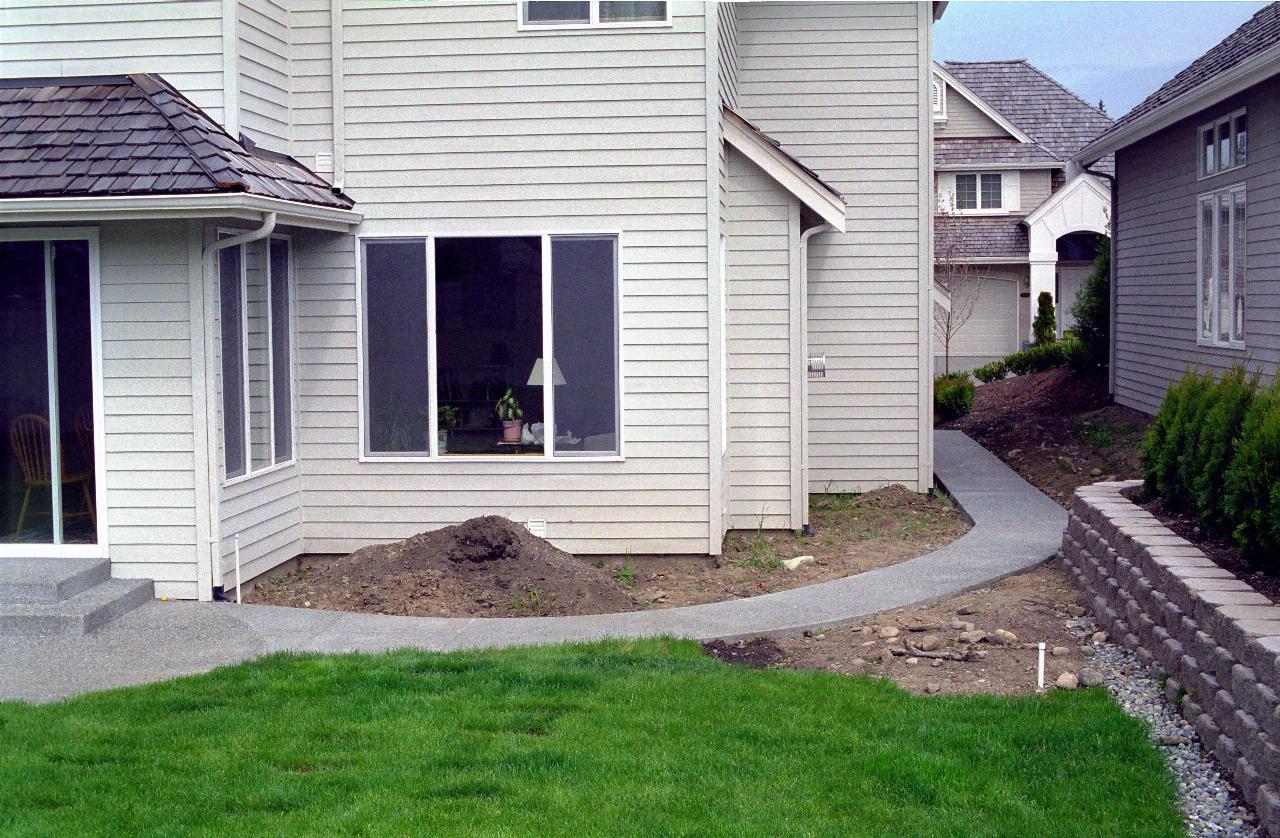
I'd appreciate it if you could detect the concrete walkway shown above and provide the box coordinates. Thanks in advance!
[0,431,1065,702]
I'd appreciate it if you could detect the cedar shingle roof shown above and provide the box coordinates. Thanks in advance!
[935,214,1028,261]
[935,137,1060,167]
[1090,2,1280,148]
[942,59,1115,174]
[0,74,352,208]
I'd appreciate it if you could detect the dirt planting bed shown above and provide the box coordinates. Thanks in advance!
[248,486,967,618]
[704,562,1098,695]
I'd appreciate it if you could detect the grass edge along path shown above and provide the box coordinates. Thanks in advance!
[0,638,1182,837]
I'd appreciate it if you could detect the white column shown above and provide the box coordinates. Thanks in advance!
[1028,258,1057,343]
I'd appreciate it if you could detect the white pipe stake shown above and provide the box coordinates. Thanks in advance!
[1037,642,1046,692]
[234,533,242,605]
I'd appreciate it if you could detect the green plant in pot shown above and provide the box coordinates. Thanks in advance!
[496,388,524,444]
[438,404,460,453]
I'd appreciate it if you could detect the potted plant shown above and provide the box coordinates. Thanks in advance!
[438,404,460,453]
[496,388,523,443]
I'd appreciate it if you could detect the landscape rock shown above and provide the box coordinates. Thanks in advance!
[1051,646,1070,658]
[959,629,987,644]
[924,683,941,694]
[905,657,919,666]
[1055,672,1079,690]
[781,555,814,571]
[1092,631,1108,644]
[949,619,975,631]
[1159,734,1190,747]
[915,634,943,652]
[1079,668,1104,688]
[989,629,1019,646]
[877,626,901,639]
[1065,605,1086,617]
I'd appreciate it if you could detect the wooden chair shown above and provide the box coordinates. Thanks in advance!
[9,414,96,536]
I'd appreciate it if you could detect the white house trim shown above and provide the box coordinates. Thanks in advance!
[932,64,1037,145]
[1024,172,1111,340]
[722,108,848,231]
[0,194,362,232]
[1076,43,1280,164]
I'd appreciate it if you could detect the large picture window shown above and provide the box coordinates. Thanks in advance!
[1198,185,1246,347]
[361,234,621,458]
[219,235,295,481]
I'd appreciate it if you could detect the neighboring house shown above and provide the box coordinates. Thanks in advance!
[1076,2,1279,413]
[931,59,1113,372]
[0,1,940,604]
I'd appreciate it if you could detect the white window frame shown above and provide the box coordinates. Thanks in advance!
[517,0,672,30]
[357,232,625,463]
[952,172,1004,213]
[1198,107,1247,179]
[220,231,298,487]
[1196,183,1247,350]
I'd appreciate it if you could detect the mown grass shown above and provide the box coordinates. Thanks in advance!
[0,639,1182,837]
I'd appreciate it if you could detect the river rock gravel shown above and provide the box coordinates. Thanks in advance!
[1069,615,1262,837]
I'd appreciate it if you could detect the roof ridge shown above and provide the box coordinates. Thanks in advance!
[944,58,1030,65]
[126,74,231,192]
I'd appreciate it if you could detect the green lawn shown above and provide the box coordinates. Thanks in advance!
[0,639,1181,837]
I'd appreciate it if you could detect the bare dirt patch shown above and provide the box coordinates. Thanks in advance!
[706,563,1098,696]
[942,366,1150,506]
[249,486,967,618]
[247,515,639,617]
[623,485,969,608]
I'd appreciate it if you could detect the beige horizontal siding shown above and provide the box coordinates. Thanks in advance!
[937,81,1008,139]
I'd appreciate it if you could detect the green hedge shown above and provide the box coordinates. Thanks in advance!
[935,375,974,421]
[1141,366,1280,570]
[973,360,1007,383]
[1003,337,1082,377]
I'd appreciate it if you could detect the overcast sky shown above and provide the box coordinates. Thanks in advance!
[934,1,1270,117]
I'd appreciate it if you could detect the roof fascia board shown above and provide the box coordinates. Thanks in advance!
[722,111,846,231]
[1076,45,1280,164]
[936,162,1060,171]
[0,193,362,232]
[932,64,1037,144]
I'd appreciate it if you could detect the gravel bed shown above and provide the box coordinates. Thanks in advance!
[1065,616,1262,837]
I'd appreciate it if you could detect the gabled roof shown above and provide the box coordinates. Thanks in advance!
[0,74,352,209]
[1078,2,1280,163]
[722,106,846,232]
[935,214,1028,262]
[941,60,1114,173]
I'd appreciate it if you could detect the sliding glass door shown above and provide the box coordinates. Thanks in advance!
[0,235,101,549]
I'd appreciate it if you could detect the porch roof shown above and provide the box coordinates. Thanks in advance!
[0,74,353,210]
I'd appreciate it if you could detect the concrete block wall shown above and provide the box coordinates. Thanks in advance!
[1059,480,1280,836]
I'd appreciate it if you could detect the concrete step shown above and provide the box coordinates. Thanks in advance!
[0,577,154,637]
[0,558,111,604]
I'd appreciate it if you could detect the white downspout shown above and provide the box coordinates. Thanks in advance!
[200,212,277,598]
[799,223,833,530]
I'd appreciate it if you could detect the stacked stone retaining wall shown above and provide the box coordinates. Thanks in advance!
[1059,480,1280,835]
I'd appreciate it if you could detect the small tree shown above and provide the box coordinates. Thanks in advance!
[1032,292,1057,345]
[1069,235,1111,369]
[933,208,985,375]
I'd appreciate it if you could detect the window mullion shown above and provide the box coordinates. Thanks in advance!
[426,237,439,457]
[590,0,599,24]
[542,235,555,457]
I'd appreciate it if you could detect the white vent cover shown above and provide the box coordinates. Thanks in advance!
[314,151,334,174]
[807,354,827,379]
[527,519,547,538]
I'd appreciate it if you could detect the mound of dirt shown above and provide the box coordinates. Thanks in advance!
[702,637,786,669]
[247,515,639,617]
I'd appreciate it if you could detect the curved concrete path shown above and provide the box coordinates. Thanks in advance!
[0,431,1064,702]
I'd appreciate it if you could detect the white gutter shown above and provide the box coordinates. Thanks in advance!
[798,223,833,529]
[0,192,361,232]
[199,212,277,599]
[331,0,346,191]
[1076,43,1280,164]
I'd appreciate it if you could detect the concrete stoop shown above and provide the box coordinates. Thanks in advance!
[0,558,152,637]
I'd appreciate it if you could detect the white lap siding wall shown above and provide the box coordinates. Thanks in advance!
[288,1,716,556]
[725,146,802,530]
[734,2,933,492]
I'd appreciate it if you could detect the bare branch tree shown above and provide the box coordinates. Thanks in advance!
[933,200,986,375]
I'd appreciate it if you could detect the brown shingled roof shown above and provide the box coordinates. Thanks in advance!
[1087,2,1280,150]
[942,59,1115,173]
[0,74,352,209]
[935,137,1060,167]
[935,213,1028,262]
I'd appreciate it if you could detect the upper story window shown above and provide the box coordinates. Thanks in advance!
[955,173,1002,211]
[1199,108,1247,178]
[520,1,670,28]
